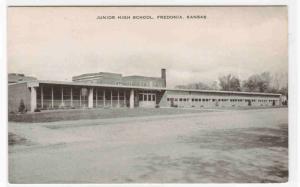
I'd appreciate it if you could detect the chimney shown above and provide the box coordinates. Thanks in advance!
[161,68,166,87]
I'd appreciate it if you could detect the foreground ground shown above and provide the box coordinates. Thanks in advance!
[9,108,288,183]
[8,106,284,123]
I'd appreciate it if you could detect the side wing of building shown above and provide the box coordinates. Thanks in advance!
[159,90,281,108]
[8,82,32,113]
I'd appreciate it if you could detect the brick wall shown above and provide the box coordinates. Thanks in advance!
[8,83,31,113]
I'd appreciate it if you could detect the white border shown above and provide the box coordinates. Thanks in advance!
[0,0,298,187]
[4,0,296,6]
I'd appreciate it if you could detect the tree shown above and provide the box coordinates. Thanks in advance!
[175,81,215,90]
[242,72,271,92]
[18,99,26,113]
[218,74,241,91]
[279,85,288,98]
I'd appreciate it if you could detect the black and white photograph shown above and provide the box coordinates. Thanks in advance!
[6,5,291,184]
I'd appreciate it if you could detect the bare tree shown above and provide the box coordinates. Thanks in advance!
[242,72,271,92]
[175,81,213,90]
[218,74,241,91]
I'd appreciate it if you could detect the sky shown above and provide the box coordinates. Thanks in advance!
[7,6,288,88]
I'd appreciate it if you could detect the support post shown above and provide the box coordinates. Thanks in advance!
[103,90,106,107]
[88,88,94,108]
[130,89,134,109]
[51,86,54,108]
[117,90,120,108]
[95,89,98,107]
[70,87,73,107]
[124,91,126,106]
[111,90,113,107]
[30,87,37,112]
[61,86,64,107]
[80,88,82,107]
[41,86,44,109]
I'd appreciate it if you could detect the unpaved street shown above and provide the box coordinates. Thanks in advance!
[9,108,288,183]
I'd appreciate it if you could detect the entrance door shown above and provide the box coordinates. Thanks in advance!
[248,100,252,106]
[139,93,156,108]
[170,98,174,107]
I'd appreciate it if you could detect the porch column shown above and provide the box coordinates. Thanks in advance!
[30,87,37,112]
[110,90,113,107]
[124,91,126,106]
[88,88,94,108]
[95,89,98,107]
[130,89,134,109]
[70,87,73,107]
[51,86,54,108]
[79,88,82,107]
[41,86,44,109]
[103,90,106,106]
[117,90,120,108]
[61,87,64,107]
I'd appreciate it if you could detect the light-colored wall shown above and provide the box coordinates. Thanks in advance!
[139,101,156,108]
[159,90,280,108]
[8,83,31,112]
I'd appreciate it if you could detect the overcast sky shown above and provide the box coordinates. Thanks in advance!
[8,6,288,88]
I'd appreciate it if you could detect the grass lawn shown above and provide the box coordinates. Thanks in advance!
[8,106,286,123]
[8,107,214,123]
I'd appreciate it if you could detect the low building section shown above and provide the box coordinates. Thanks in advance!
[8,73,37,84]
[8,80,281,113]
[161,90,280,108]
[72,69,167,88]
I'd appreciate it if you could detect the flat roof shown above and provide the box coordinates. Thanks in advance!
[18,80,281,97]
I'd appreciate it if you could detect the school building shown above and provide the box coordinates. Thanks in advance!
[8,69,282,113]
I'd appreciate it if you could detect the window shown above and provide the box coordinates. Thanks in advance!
[152,95,155,101]
[139,94,143,101]
[192,98,194,102]
[179,98,182,102]
[175,98,178,101]
[167,98,170,101]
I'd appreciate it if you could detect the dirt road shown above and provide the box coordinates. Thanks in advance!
[9,108,288,183]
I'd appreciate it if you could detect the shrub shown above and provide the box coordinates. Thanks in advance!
[18,99,26,113]
[34,108,41,112]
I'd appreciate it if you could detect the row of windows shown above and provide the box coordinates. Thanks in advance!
[167,98,277,103]
[139,94,156,101]
[123,81,163,87]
